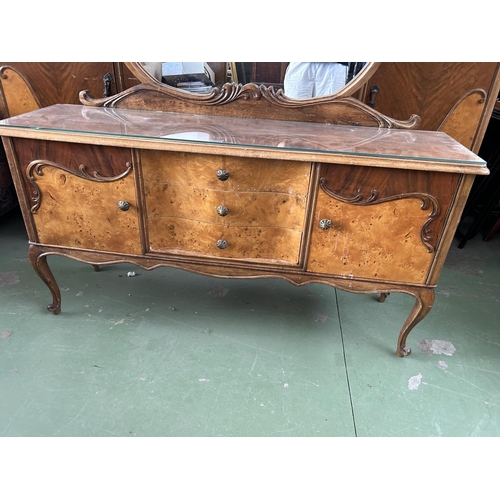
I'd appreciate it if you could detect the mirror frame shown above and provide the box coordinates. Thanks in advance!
[125,62,381,100]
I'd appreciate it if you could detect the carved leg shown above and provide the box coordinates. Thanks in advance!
[396,288,435,357]
[28,245,61,314]
[378,292,390,303]
[92,265,100,272]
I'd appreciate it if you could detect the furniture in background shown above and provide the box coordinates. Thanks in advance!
[456,107,500,247]
[0,75,488,357]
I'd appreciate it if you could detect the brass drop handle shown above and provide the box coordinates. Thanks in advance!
[319,219,332,230]
[217,205,229,217]
[118,200,130,211]
[217,169,229,181]
[217,239,228,249]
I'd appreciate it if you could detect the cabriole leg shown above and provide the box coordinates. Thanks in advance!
[28,245,61,314]
[396,288,435,357]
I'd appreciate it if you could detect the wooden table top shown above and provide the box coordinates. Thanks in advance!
[0,104,488,174]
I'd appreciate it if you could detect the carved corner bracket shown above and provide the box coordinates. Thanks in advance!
[319,178,440,253]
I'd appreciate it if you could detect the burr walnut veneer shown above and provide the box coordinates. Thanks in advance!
[0,84,488,357]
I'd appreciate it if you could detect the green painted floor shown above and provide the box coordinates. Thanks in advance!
[1,207,500,437]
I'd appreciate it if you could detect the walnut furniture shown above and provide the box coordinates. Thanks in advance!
[0,81,488,357]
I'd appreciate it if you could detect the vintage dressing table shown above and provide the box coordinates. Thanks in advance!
[0,69,488,357]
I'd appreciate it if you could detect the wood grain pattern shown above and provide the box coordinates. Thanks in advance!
[30,165,141,253]
[12,138,133,199]
[0,62,117,106]
[318,163,461,250]
[0,66,41,118]
[148,218,303,264]
[141,150,311,193]
[145,184,307,230]
[364,62,499,151]
[142,150,309,263]
[438,90,487,149]
[307,189,434,283]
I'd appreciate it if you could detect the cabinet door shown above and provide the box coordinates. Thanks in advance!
[13,139,142,254]
[307,163,461,284]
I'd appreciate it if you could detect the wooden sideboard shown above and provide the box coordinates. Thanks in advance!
[0,83,488,357]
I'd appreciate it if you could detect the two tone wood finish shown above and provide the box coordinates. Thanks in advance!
[0,84,489,357]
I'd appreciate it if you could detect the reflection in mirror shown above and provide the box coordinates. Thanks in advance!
[137,62,229,92]
[232,62,371,99]
[284,63,356,99]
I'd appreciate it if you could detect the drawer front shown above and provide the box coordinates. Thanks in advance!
[145,184,307,230]
[142,150,311,265]
[149,218,302,264]
[141,150,311,194]
[307,164,461,284]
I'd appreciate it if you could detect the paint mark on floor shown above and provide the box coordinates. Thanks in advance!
[0,271,19,286]
[438,360,448,370]
[0,329,14,339]
[315,314,328,323]
[418,340,456,356]
[208,285,229,298]
[199,378,210,382]
[408,373,422,390]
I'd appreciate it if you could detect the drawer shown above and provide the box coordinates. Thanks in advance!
[148,218,303,264]
[141,150,311,194]
[145,184,307,230]
[142,150,311,265]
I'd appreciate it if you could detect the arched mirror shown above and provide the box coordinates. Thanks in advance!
[125,62,380,100]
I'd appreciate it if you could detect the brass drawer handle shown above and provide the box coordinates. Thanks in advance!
[217,205,229,217]
[217,239,228,249]
[118,200,130,211]
[217,169,229,181]
[319,219,332,230]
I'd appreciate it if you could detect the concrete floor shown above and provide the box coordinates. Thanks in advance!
[1,207,500,437]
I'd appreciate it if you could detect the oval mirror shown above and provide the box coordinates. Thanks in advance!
[125,62,380,100]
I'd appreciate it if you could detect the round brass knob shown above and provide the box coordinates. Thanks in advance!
[118,200,130,211]
[217,205,229,217]
[319,219,332,230]
[216,169,229,181]
[217,239,228,249]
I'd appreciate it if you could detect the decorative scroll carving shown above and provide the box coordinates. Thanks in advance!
[259,89,421,129]
[79,83,421,130]
[27,160,132,213]
[319,178,440,252]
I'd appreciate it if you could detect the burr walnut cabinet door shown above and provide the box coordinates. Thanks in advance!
[142,150,311,264]
[12,139,142,254]
[29,165,141,253]
[306,163,461,284]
